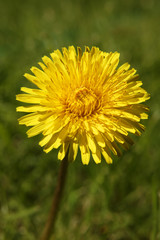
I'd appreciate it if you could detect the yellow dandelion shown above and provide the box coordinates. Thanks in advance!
[16,46,150,164]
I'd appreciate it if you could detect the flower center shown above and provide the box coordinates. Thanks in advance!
[66,87,101,117]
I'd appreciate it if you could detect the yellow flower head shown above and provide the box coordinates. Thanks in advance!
[16,46,150,164]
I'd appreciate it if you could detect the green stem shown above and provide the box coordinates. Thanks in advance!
[40,153,69,240]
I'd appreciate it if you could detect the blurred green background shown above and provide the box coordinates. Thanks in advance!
[0,0,160,239]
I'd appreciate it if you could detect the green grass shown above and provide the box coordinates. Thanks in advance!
[0,0,160,239]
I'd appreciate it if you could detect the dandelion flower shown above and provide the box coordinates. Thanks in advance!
[16,46,150,164]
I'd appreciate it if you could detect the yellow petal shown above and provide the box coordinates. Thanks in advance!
[80,147,90,165]
[24,73,37,85]
[92,145,101,164]
[43,133,60,153]
[44,126,68,153]
[18,113,40,126]
[27,122,45,138]
[101,148,113,164]
[31,67,50,83]
[86,133,97,153]
[79,133,90,165]
[58,142,69,160]
[20,87,45,96]
[68,142,78,162]
[43,116,70,136]
[118,119,136,134]
[39,134,53,147]
[16,94,42,104]
[94,132,105,148]
[113,132,125,144]
[140,113,148,119]
[16,105,48,112]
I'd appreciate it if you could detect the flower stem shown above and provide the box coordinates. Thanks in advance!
[40,153,69,240]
